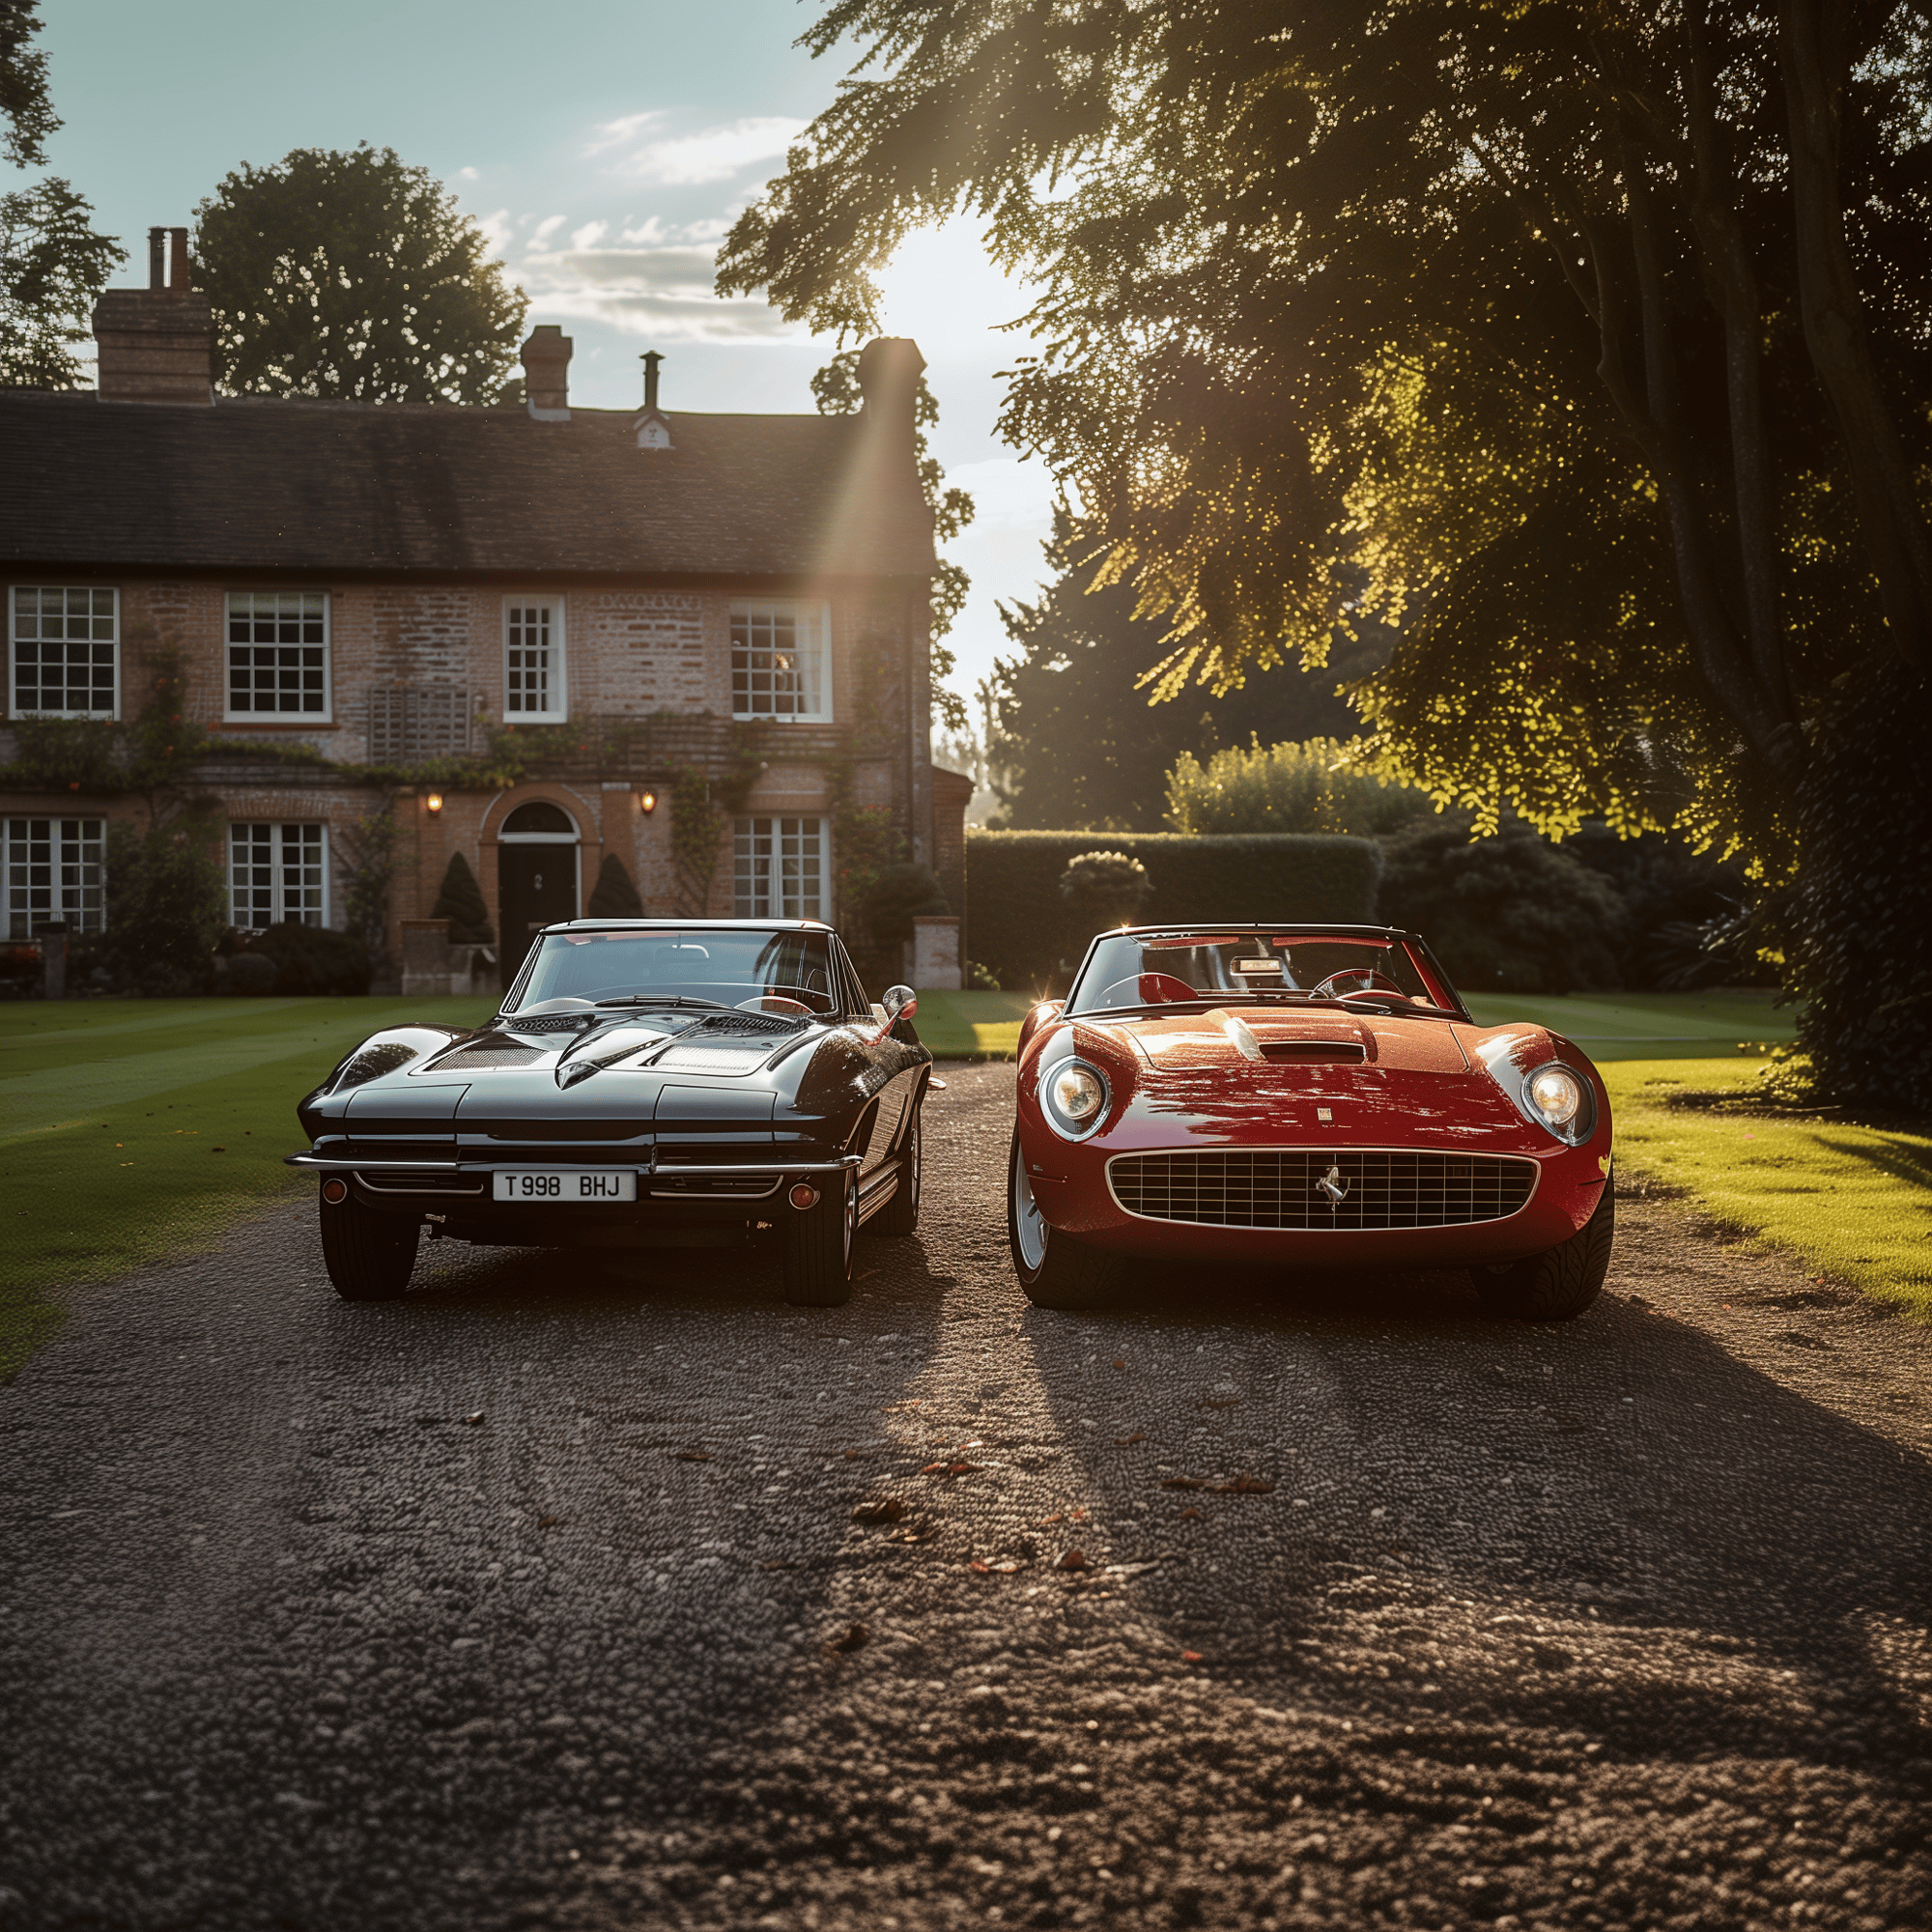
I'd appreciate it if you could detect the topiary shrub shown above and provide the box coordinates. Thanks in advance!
[244,921,373,995]
[1377,818,1626,995]
[1165,736,1432,837]
[1059,850,1152,933]
[431,852,496,943]
[586,853,644,919]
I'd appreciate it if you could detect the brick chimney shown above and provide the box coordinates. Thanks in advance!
[91,227,214,405]
[858,336,925,447]
[521,324,572,420]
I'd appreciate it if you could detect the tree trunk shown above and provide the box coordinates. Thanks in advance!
[1779,0,1932,669]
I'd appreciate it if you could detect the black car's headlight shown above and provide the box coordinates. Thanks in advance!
[1522,1061,1595,1145]
[1042,1058,1110,1140]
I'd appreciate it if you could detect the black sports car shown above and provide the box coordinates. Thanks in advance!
[290,919,932,1307]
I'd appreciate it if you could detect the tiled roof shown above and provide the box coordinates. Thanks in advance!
[0,390,936,581]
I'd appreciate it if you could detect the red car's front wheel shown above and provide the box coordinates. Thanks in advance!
[1470,1184,1614,1321]
[1008,1132,1120,1311]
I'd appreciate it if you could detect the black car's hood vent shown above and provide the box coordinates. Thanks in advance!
[434,1039,544,1067]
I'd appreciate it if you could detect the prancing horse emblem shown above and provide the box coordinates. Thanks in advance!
[1315,1161,1350,1208]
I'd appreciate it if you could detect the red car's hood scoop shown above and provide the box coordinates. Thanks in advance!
[1102,1009,1468,1075]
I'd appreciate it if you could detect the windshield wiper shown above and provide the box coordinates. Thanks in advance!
[592,995,731,1011]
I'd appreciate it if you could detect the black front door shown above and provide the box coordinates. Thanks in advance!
[497,846,579,988]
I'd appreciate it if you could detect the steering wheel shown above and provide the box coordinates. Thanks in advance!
[1312,969,1408,1000]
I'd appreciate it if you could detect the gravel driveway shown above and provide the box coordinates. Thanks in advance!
[2,1061,1929,1932]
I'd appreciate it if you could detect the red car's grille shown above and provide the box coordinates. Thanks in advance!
[1108,1149,1537,1230]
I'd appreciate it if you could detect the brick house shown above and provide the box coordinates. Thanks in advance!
[1,228,967,989]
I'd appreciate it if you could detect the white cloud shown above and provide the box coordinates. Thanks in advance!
[570,219,609,251]
[528,213,568,251]
[458,166,480,182]
[591,114,807,185]
[476,207,514,258]
[515,243,804,343]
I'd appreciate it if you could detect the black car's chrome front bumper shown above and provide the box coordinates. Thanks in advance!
[285,1150,864,1203]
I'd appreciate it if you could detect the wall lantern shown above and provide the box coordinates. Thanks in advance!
[425,791,444,815]
[637,787,658,816]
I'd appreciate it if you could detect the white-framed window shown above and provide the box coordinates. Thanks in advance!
[734,815,825,920]
[226,591,330,719]
[730,600,830,722]
[230,822,328,928]
[10,586,119,719]
[4,816,105,939]
[503,597,566,720]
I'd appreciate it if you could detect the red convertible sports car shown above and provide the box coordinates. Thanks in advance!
[1009,923,1614,1321]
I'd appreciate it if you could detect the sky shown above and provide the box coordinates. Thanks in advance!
[32,0,1060,733]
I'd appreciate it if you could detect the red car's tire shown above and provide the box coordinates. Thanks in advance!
[1009,1131,1120,1311]
[1471,1184,1613,1322]
[320,1187,418,1302]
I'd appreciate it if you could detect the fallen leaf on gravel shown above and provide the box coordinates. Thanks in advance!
[843,1448,867,1460]
[1103,1560,1161,1577]
[1161,1477,1209,1492]
[1629,1294,1654,1308]
[828,1622,869,1653]
[1039,1508,1088,1525]
[977,1558,1025,1574]
[1180,1650,1204,1662]
[1178,1508,1203,1521]
[538,1516,562,1528]
[1213,1475,1276,1495]
[884,1524,935,1543]
[852,1498,907,1524]
[463,1412,485,1427]
[1055,1548,1089,1572]
[922,1461,983,1478]
[760,1560,792,1571]
[674,1449,712,1462]
[1113,1359,1126,1370]
[1202,1398,1241,1410]
[1115,1432,1148,1446]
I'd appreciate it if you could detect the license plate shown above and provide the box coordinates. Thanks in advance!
[493,1169,637,1203]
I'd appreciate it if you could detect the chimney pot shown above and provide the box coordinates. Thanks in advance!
[520,323,572,420]
[93,221,213,404]
[634,350,672,449]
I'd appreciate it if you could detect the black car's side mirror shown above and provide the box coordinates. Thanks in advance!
[883,984,918,1023]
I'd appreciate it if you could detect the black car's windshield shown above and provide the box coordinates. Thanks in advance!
[513,928,841,1013]
[1066,930,1456,1016]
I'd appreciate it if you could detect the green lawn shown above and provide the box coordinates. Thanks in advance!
[0,995,497,1378]
[1601,1059,1932,1320]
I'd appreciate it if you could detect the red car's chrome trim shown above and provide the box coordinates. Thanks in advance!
[1102,1145,1542,1231]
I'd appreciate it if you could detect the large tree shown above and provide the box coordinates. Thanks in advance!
[718,0,1932,1103]
[195,144,526,403]
[0,0,123,387]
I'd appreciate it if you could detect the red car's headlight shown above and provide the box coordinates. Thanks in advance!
[1043,1058,1110,1139]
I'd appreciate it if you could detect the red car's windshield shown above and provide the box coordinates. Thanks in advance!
[1065,930,1461,1017]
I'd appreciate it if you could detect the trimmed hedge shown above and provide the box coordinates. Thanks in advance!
[965,831,1383,991]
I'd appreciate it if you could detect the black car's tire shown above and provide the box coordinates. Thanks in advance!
[1009,1131,1120,1311]
[321,1188,418,1302]
[1471,1185,1614,1322]
[876,1108,923,1236]
[783,1171,857,1306]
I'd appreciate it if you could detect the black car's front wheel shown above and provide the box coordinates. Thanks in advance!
[1470,1184,1614,1322]
[782,1171,857,1306]
[1009,1132,1119,1311]
[876,1108,923,1236]
[320,1185,418,1302]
